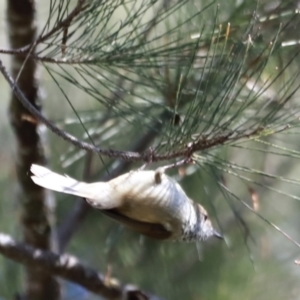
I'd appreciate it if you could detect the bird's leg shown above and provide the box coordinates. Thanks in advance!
[154,157,194,184]
[138,164,147,171]
[157,158,194,173]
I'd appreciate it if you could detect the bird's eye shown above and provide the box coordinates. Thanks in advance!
[204,215,208,221]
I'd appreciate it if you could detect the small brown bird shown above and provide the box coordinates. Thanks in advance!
[30,164,222,242]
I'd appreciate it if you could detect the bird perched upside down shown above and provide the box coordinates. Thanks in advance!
[30,164,222,242]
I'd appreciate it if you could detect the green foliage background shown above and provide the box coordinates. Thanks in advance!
[1,0,300,299]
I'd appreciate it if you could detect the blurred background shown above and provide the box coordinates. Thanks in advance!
[1,0,300,299]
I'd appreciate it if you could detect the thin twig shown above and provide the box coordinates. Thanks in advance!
[0,233,164,300]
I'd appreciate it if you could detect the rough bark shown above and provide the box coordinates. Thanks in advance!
[7,0,60,299]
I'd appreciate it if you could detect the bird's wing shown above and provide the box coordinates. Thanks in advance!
[102,209,173,240]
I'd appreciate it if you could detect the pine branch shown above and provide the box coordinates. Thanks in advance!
[1,57,284,166]
[0,58,144,161]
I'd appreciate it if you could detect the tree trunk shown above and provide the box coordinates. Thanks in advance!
[7,0,60,299]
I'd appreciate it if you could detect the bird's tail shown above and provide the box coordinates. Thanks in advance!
[30,164,92,198]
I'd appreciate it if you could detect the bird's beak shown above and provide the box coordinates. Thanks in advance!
[213,230,223,239]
